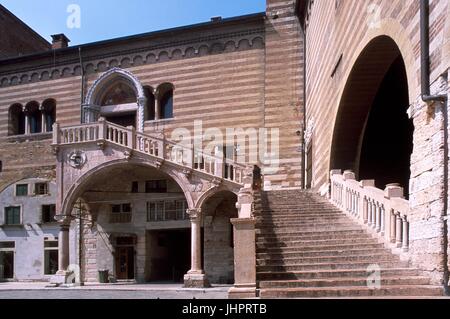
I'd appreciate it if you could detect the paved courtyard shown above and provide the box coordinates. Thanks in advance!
[0,282,230,299]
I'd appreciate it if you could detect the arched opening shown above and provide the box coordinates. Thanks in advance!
[157,83,174,120]
[41,99,56,132]
[68,164,191,283]
[8,103,25,136]
[25,101,41,134]
[201,190,238,284]
[98,79,138,128]
[330,36,413,195]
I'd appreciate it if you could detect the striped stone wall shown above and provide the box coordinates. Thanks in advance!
[0,12,304,191]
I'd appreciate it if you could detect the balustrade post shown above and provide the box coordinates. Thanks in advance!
[396,213,403,248]
[214,146,224,177]
[402,216,409,252]
[363,197,368,224]
[380,206,385,236]
[390,210,397,243]
[375,203,381,233]
[52,123,60,144]
[127,126,135,149]
[98,117,106,140]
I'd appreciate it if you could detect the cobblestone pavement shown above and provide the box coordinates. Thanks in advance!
[0,282,230,299]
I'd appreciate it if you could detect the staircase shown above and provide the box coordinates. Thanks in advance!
[255,190,443,298]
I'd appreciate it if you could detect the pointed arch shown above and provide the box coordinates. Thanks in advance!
[84,68,147,131]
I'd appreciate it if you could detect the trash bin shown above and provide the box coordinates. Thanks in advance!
[98,269,109,283]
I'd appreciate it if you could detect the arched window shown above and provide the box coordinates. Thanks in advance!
[9,104,25,136]
[144,86,155,121]
[99,81,137,106]
[25,101,42,134]
[157,83,174,120]
[42,99,56,132]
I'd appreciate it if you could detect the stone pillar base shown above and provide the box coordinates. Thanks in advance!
[228,284,257,299]
[184,272,210,288]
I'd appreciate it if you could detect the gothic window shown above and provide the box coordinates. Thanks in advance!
[8,104,25,136]
[25,101,42,134]
[42,99,56,132]
[144,86,155,121]
[100,82,136,106]
[160,90,173,119]
[157,83,174,120]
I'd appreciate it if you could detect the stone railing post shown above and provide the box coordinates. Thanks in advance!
[214,146,224,177]
[229,217,257,299]
[390,210,397,243]
[127,126,136,149]
[330,170,342,200]
[98,117,106,140]
[402,215,409,252]
[52,122,60,144]
[396,213,403,248]
[385,184,404,245]
[360,180,374,223]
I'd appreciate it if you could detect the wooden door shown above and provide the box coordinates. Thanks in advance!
[115,247,134,280]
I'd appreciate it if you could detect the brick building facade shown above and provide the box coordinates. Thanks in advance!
[0,4,51,59]
[0,0,449,298]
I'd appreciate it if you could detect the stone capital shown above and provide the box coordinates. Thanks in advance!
[186,208,201,221]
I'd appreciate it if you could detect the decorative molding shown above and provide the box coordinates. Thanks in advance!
[68,151,87,169]
[0,33,265,88]
[304,117,315,147]
[186,208,201,221]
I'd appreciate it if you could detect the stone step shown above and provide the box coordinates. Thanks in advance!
[256,268,420,281]
[256,261,409,272]
[256,237,379,248]
[256,229,367,239]
[258,285,443,298]
[256,242,385,253]
[256,253,399,266]
[256,248,391,259]
[256,215,351,225]
[256,221,354,228]
[256,227,364,236]
[256,230,370,242]
[255,205,342,213]
[257,221,354,231]
[258,276,431,289]
[256,225,364,234]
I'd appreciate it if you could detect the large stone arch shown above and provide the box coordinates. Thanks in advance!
[83,68,147,131]
[329,33,413,192]
[60,159,195,220]
[327,19,417,179]
[194,185,238,212]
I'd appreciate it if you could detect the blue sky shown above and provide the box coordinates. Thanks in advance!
[1,0,265,45]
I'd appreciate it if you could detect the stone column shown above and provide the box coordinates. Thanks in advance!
[58,224,70,272]
[155,98,160,121]
[41,109,47,133]
[228,218,257,298]
[50,223,71,286]
[184,208,210,288]
[23,107,30,135]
